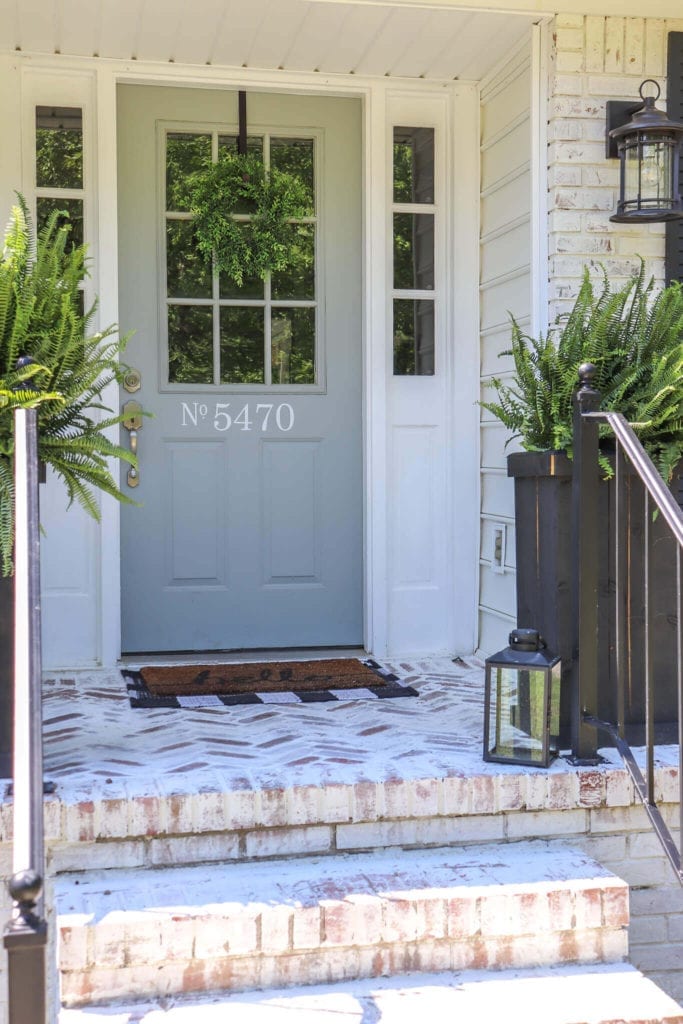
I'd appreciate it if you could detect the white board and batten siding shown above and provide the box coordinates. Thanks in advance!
[478,41,534,657]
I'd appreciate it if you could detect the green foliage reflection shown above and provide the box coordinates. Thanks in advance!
[220,308,265,384]
[168,305,213,384]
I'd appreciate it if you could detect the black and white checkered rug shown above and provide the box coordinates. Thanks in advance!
[122,660,418,709]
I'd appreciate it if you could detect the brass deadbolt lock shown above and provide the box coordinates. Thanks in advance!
[123,368,142,394]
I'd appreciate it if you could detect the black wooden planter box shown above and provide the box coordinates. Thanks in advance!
[508,450,683,744]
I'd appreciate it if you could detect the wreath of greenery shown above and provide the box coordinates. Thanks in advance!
[188,153,310,287]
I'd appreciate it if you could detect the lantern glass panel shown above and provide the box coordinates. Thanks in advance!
[485,661,560,766]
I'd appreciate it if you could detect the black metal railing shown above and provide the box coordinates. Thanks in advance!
[572,362,683,884]
[3,399,48,1023]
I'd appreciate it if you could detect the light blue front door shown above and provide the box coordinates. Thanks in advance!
[118,86,362,652]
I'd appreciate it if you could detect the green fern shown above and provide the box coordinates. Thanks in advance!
[0,197,135,575]
[481,263,683,481]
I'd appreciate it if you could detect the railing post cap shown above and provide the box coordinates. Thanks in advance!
[578,362,597,386]
[7,869,42,906]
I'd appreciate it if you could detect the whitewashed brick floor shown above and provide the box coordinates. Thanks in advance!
[38,655,634,801]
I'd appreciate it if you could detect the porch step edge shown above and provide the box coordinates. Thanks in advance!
[58,963,683,1023]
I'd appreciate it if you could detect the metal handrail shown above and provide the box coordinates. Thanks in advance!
[584,410,683,546]
[572,363,683,884]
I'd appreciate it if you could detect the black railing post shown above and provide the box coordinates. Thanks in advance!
[570,362,602,762]
[4,397,47,1024]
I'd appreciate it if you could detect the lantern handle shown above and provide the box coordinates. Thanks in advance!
[639,79,661,103]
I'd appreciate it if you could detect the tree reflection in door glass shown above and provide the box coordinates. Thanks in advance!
[167,220,212,299]
[36,106,83,189]
[168,305,214,384]
[393,127,434,204]
[220,308,265,384]
[271,225,315,300]
[270,138,314,215]
[393,213,434,291]
[166,133,212,212]
[393,298,434,376]
[36,197,84,252]
[271,308,315,384]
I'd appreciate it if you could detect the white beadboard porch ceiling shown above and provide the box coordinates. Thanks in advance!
[1,0,540,82]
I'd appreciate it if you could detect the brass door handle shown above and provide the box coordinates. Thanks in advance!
[122,400,143,488]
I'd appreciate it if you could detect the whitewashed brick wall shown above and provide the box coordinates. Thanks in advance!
[547,14,683,320]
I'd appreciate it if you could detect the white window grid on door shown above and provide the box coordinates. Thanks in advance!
[157,122,324,393]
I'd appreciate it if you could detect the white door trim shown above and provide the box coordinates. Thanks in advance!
[16,54,480,664]
[100,64,380,661]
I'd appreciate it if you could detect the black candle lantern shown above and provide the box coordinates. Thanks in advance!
[607,79,683,224]
[483,628,561,768]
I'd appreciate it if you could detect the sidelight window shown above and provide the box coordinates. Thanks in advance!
[35,106,84,253]
[392,126,436,376]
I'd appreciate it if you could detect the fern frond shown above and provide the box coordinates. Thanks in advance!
[0,195,135,575]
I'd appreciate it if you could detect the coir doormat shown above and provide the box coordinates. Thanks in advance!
[122,658,418,708]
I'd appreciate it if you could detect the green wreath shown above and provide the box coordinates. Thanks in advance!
[188,153,310,287]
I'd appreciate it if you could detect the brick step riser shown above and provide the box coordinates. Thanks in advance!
[59,882,629,1008]
[37,766,682,877]
[61,929,628,1008]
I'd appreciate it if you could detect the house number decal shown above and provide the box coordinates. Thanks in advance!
[181,402,295,432]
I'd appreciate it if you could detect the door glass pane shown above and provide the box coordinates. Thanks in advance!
[271,308,315,384]
[218,224,264,300]
[37,197,84,250]
[168,305,214,384]
[217,135,264,214]
[393,213,434,290]
[393,299,434,376]
[393,126,434,204]
[220,307,265,384]
[167,219,212,299]
[36,106,83,189]
[218,134,264,160]
[272,225,315,300]
[167,133,211,212]
[270,138,315,215]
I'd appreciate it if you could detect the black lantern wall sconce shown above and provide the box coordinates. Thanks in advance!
[606,79,683,223]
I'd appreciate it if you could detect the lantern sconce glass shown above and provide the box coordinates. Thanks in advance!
[483,628,561,768]
[606,79,683,224]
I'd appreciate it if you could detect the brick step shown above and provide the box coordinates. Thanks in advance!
[58,964,683,1023]
[56,841,629,1008]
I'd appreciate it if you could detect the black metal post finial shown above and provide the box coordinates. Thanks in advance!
[7,869,43,929]
[576,361,601,414]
